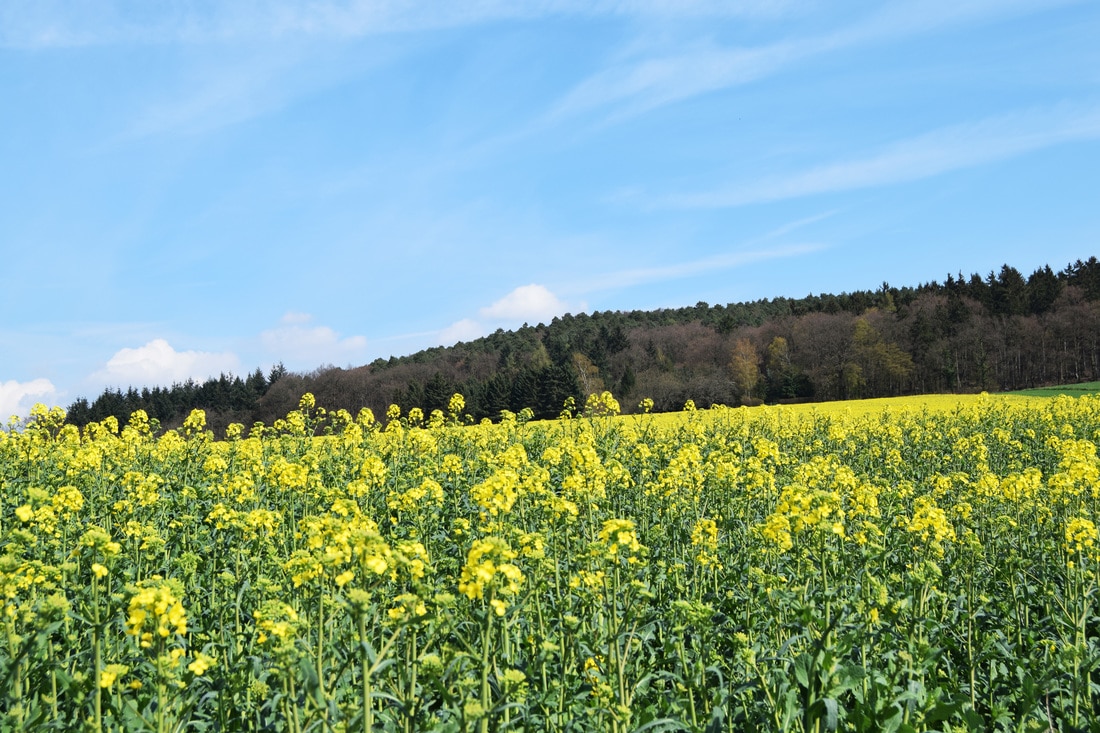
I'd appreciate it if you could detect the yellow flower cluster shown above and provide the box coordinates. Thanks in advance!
[690,518,721,569]
[651,444,704,507]
[757,513,793,553]
[387,478,444,513]
[999,468,1043,503]
[471,471,520,517]
[568,569,606,590]
[359,454,388,488]
[182,409,207,438]
[906,496,956,557]
[121,471,163,508]
[1064,517,1098,556]
[558,436,608,505]
[254,600,300,652]
[99,663,130,689]
[387,592,428,623]
[458,537,525,614]
[126,578,187,648]
[188,652,216,676]
[79,526,122,558]
[597,518,644,564]
[773,479,846,539]
[448,392,466,417]
[206,504,282,541]
[584,391,621,417]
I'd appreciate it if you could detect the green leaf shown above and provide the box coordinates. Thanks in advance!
[704,705,726,733]
[633,718,689,732]
[926,700,962,723]
[823,698,840,731]
[794,654,811,689]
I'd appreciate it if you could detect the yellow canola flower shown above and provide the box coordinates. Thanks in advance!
[568,569,606,590]
[387,478,444,513]
[359,455,388,487]
[79,526,122,556]
[690,518,721,569]
[471,470,519,517]
[1065,517,1098,555]
[757,513,793,553]
[52,485,84,515]
[394,540,429,579]
[363,554,389,576]
[442,453,463,475]
[1000,467,1043,503]
[253,600,300,654]
[584,391,620,416]
[126,581,187,649]
[15,505,33,523]
[99,664,129,689]
[907,496,956,557]
[597,518,645,564]
[182,409,207,437]
[651,444,704,505]
[188,652,216,676]
[458,537,524,604]
[387,592,429,623]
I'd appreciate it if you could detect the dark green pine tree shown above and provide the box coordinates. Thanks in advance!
[1027,265,1062,314]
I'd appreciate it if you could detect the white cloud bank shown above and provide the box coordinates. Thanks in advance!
[90,339,241,388]
[439,284,574,346]
[479,284,569,322]
[260,313,368,368]
[438,318,486,346]
[0,378,58,421]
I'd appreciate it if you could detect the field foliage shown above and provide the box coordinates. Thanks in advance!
[2,393,1099,731]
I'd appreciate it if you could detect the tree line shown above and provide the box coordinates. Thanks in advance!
[65,257,1100,435]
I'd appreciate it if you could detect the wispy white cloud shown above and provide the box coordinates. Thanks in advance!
[0,0,795,48]
[89,339,240,388]
[546,38,823,126]
[844,0,1086,45]
[280,311,314,325]
[662,103,1100,208]
[0,378,58,420]
[260,313,367,368]
[574,243,827,293]
[543,0,1082,127]
[761,210,841,239]
[126,51,310,139]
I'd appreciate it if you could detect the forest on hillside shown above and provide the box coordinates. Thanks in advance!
[66,258,1100,435]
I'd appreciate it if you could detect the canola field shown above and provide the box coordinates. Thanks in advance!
[2,392,1099,732]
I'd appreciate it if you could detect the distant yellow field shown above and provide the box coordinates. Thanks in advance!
[631,392,1049,430]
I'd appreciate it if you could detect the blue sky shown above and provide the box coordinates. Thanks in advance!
[2,0,1099,418]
